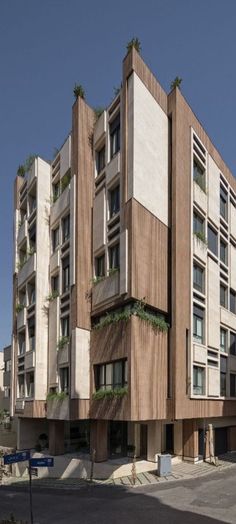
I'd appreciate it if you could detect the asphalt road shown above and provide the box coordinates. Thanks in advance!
[1,466,236,524]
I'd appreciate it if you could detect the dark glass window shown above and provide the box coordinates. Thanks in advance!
[220,239,228,265]
[96,360,127,391]
[208,224,218,256]
[193,212,204,235]
[61,316,69,337]
[230,289,236,314]
[193,160,205,191]
[220,185,228,221]
[220,284,228,308]
[60,367,69,393]
[220,328,227,352]
[110,114,120,159]
[193,305,204,344]
[52,227,59,252]
[95,255,105,277]
[193,263,204,293]
[62,256,70,293]
[220,356,227,396]
[230,374,236,397]
[52,274,59,293]
[62,215,70,243]
[230,332,236,356]
[193,366,205,395]
[109,243,120,270]
[97,146,105,173]
[109,185,120,218]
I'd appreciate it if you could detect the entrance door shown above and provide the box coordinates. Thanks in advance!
[140,424,148,458]
[109,422,127,458]
[165,424,174,454]
[198,429,204,459]
[215,427,228,456]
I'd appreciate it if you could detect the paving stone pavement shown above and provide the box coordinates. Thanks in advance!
[2,453,236,490]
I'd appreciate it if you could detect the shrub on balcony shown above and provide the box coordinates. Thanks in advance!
[108,267,119,276]
[46,391,68,401]
[92,387,128,400]
[27,247,35,257]
[94,107,105,120]
[91,275,105,286]
[17,165,26,177]
[46,290,59,302]
[17,258,27,271]
[73,84,85,100]
[126,37,141,54]
[57,336,69,350]
[16,303,24,313]
[194,231,208,245]
[60,172,71,193]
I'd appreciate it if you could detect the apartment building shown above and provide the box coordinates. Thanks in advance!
[12,47,236,462]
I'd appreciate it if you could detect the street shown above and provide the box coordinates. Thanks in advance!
[0,466,236,523]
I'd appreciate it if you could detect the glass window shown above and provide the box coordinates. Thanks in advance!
[62,215,70,243]
[220,284,228,308]
[193,160,205,191]
[109,185,120,218]
[193,366,205,395]
[230,374,236,397]
[62,256,70,293]
[61,316,69,337]
[220,185,228,221]
[193,212,204,235]
[60,367,69,393]
[230,332,236,356]
[193,305,204,344]
[110,114,120,159]
[26,372,34,398]
[28,319,35,351]
[5,360,11,372]
[18,375,25,398]
[52,227,59,252]
[208,224,218,256]
[230,289,236,314]
[52,182,60,203]
[97,146,105,173]
[96,360,127,391]
[52,274,59,293]
[109,243,120,270]
[220,239,228,265]
[193,263,204,293]
[95,255,105,277]
[220,328,227,352]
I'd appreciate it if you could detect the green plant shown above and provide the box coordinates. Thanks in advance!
[73,84,85,100]
[170,76,182,90]
[92,387,128,400]
[57,336,69,350]
[0,515,28,524]
[46,391,68,401]
[60,172,71,193]
[194,231,208,245]
[94,107,105,120]
[24,155,36,172]
[17,165,25,177]
[27,247,35,257]
[16,303,24,313]
[126,37,141,53]
[194,175,206,193]
[108,267,119,276]
[17,257,27,271]
[92,276,105,286]
[46,290,59,302]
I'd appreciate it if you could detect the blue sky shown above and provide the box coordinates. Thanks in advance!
[0,0,236,348]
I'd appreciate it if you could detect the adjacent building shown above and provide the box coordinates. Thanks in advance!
[11,47,236,462]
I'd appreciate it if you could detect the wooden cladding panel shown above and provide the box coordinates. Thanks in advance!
[183,419,198,459]
[20,400,46,418]
[131,200,169,313]
[130,316,167,421]
[71,97,94,331]
[70,399,90,420]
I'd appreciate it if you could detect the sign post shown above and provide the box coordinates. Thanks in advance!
[28,457,34,524]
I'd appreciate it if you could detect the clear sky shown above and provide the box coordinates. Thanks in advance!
[0,0,236,348]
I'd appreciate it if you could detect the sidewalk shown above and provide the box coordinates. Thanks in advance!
[2,454,236,490]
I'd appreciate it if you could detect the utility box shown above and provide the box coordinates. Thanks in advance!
[157,454,172,477]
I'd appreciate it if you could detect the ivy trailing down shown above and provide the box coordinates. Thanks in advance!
[92,387,128,400]
[93,299,169,333]
[46,391,68,401]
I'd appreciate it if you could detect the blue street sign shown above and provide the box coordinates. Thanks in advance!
[4,451,30,465]
[30,457,54,468]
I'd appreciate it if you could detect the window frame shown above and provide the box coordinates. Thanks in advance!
[193,262,205,293]
[193,305,204,344]
[193,365,205,395]
[208,224,218,257]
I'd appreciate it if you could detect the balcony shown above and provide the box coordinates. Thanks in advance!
[51,186,70,226]
[47,396,70,420]
[58,343,69,366]
[25,351,35,370]
[17,308,26,330]
[94,111,106,146]
[15,399,25,412]
[18,253,36,287]
[193,234,207,264]
[3,371,11,388]
[193,181,207,214]
[106,152,120,185]
[92,271,120,308]
[17,220,27,245]
[27,162,37,189]
[220,307,236,331]
[50,249,60,274]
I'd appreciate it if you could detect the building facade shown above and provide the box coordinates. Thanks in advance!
[12,47,236,461]
[3,345,11,412]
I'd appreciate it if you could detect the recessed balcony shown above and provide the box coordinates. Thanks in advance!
[193,234,207,264]
[50,249,60,273]
[106,152,120,186]
[58,343,69,366]
[25,350,35,370]
[193,181,207,213]
[17,307,26,330]
[18,253,36,287]
[51,186,70,226]
[17,220,27,245]
[47,396,70,420]
[94,111,106,146]
[92,270,120,308]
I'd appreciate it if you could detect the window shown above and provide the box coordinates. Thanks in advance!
[220,356,227,396]
[208,224,218,256]
[4,360,11,372]
[4,387,10,398]
[109,185,120,218]
[61,316,69,337]
[220,328,227,352]
[193,211,204,235]
[193,160,205,191]
[52,274,59,293]
[28,320,35,352]
[220,185,228,221]
[62,256,70,293]
[230,289,236,314]
[193,366,205,395]
[193,263,204,293]
[96,360,127,391]
[26,372,34,398]
[60,367,69,393]
[95,254,105,277]
[230,374,236,397]
[52,182,60,203]
[19,335,25,355]
[62,215,70,243]
[220,239,228,265]
[230,332,236,356]
[110,114,120,159]
[18,375,25,398]
[52,227,59,252]
[97,146,105,173]
[193,305,204,344]
[220,284,228,308]
[109,243,120,270]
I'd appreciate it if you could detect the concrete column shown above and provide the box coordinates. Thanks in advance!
[174,421,183,457]
[147,421,162,462]
[127,422,140,457]
[49,420,65,456]
[183,419,198,462]
[90,420,108,462]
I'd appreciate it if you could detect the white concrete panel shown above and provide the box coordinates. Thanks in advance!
[230,244,236,290]
[230,203,236,239]
[60,135,71,178]
[208,156,220,227]
[106,153,120,186]
[94,111,107,147]
[129,73,168,225]
[120,229,128,295]
[220,307,236,330]
[207,257,220,349]
[127,75,134,201]
[93,189,106,252]
[193,344,207,365]
[71,328,90,399]
[208,367,220,397]
[50,186,70,226]
[193,181,207,214]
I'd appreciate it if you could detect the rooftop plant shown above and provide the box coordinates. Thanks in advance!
[170,76,182,91]
[94,107,105,120]
[73,84,85,100]
[126,37,141,54]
